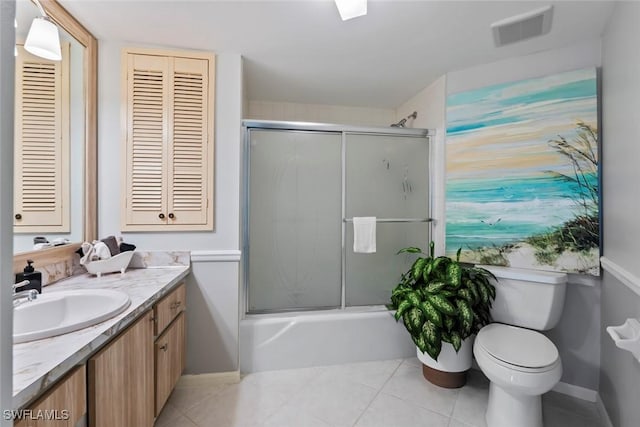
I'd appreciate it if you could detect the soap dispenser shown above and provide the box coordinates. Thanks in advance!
[15,260,42,294]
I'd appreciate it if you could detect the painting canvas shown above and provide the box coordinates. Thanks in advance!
[445,68,599,275]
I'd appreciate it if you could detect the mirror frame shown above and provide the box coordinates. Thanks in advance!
[13,0,97,272]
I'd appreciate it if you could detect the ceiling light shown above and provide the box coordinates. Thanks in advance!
[334,0,367,21]
[24,0,61,61]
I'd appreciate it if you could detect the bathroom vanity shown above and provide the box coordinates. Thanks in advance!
[12,264,190,427]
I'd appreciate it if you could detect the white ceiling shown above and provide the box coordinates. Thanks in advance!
[58,0,615,109]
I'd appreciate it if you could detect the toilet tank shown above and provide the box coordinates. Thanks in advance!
[478,265,567,331]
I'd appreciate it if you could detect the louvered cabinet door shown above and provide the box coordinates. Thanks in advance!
[14,44,70,232]
[123,53,170,228]
[167,57,211,226]
[122,49,214,231]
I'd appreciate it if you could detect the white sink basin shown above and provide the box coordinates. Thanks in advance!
[14,289,131,344]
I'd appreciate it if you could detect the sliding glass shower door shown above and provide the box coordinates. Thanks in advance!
[345,134,430,306]
[246,123,431,313]
[247,130,342,312]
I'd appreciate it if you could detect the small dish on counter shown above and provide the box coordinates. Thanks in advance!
[84,251,134,277]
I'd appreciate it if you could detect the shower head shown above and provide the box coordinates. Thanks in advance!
[390,111,417,128]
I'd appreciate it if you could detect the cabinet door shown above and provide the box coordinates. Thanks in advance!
[88,310,154,427]
[155,312,186,416]
[122,53,170,228]
[15,366,85,427]
[166,57,212,227]
[14,43,70,232]
[154,282,186,336]
[122,49,215,231]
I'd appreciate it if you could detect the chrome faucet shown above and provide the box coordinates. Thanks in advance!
[13,280,37,307]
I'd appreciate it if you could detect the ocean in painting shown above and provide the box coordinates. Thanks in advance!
[445,68,599,274]
[446,174,597,253]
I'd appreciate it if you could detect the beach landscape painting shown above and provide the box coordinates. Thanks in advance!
[445,68,599,275]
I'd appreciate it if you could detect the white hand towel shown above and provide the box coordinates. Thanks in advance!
[353,217,377,253]
[80,242,94,265]
[93,242,112,260]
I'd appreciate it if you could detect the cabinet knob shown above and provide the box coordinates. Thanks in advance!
[15,213,22,220]
[158,213,165,219]
[160,344,168,352]
[168,213,175,219]
[150,316,156,323]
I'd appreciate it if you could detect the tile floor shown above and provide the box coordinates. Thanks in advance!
[155,358,604,427]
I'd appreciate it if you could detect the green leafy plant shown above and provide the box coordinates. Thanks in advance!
[388,241,497,361]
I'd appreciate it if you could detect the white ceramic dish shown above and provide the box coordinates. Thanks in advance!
[84,251,134,277]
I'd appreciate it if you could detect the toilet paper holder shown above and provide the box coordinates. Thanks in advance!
[606,318,640,362]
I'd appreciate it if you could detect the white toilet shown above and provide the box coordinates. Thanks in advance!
[473,265,567,427]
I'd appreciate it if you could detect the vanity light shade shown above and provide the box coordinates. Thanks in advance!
[334,0,367,21]
[24,17,62,61]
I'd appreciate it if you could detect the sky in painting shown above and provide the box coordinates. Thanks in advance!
[446,68,597,180]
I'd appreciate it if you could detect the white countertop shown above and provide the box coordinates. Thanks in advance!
[13,265,190,409]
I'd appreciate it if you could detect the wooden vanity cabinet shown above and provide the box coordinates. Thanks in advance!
[153,283,186,416]
[88,310,154,427]
[15,366,86,427]
[32,283,188,427]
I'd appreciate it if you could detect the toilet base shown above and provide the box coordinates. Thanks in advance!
[486,382,543,427]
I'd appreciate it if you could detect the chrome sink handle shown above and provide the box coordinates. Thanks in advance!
[12,280,30,291]
[13,288,38,307]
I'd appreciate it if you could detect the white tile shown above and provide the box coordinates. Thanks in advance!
[261,404,333,427]
[164,413,199,427]
[354,392,450,427]
[241,366,324,392]
[542,391,602,421]
[287,377,379,427]
[381,363,460,417]
[447,420,475,427]
[167,384,228,413]
[154,402,182,427]
[402,357,422,368]
[543,405,604,427]
[315,359,402,390]
[451,370,489,427]
[185,381,290,427]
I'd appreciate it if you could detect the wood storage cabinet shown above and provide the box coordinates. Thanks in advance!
[15,366,86,427]
[88,311,155,427]
[153,283,186,416]
[121,48,215,231]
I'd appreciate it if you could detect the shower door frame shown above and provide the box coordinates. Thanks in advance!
[242,120,435,315]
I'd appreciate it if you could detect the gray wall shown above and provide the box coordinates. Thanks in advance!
[97,40,244,373]
[0,0,15,421]
[600,2,640,426]
[446,40,603,391]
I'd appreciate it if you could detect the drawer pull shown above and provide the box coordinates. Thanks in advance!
[159,344,168,352]
[150,316,157,323]
[170,301,182,310]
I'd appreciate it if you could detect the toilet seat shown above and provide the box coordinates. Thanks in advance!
[476,324,559,372]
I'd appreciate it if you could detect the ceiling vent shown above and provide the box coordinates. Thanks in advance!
[491,5,553,47]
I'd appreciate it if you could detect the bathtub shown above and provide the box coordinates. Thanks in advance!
[239,306,416,373]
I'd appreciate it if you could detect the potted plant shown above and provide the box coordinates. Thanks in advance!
[388,241,497,388]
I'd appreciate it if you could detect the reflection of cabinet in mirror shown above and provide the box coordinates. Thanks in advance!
[12,0,97,259]
[14,43,70,232]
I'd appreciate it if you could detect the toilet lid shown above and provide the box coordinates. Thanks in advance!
[477,324,559,369]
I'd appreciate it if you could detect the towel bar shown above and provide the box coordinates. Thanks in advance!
[343,218,432,223]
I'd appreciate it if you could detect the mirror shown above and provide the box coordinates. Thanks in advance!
[13,0,96,257]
